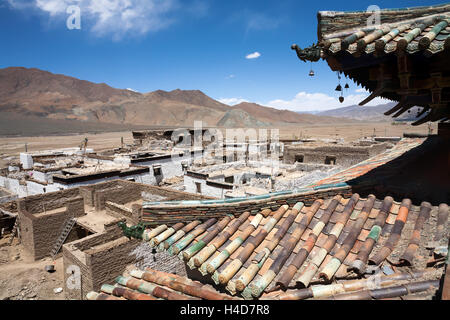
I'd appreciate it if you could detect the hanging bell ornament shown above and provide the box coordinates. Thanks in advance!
[344,83,349,89]
[309,70,315,77]
[335,84,342,91]
[339,96,345,103]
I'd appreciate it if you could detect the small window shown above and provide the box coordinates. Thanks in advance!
[153,166,162,176]
[225,176,234,184]
[223,156,227,163]
[295,155,304,163]
[325,156,337,165]
[195,182,202,193]
[181,162,188,172]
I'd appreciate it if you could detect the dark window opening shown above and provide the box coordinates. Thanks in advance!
[153,166,162,176]
[325,156,337,165]
[195,182,202,193]
[223,156,227,163]
[295,155,304,163]
[225,176,234,184]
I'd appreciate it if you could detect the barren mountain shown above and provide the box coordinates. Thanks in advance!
[315,103,424,122]
[0,67,358,130]
[234,102,348,125]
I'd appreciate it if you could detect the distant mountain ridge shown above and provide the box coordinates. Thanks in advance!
[300,103,424,122]
[0,67,355,129]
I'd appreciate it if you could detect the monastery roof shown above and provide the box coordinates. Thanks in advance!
[86,267,236,300]
[291,3,450,125]
[134,193,449,300]
[316,3,450,57]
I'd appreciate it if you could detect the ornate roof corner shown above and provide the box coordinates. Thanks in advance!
[291,43,323,62]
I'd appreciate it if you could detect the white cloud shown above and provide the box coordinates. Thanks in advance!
[225,74,235,79]
[246,13,280,31]
[267,90,390,112]
[218,97,248,106]
[10,0,180,40]
[355,88,367,93]
[228,10,281,34]
[7,0,35,9]
[126,88,139,92]
[246,52,261,59]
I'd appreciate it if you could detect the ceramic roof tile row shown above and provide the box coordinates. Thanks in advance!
[87,267,236,300]
[136,194,449,299]
[318,4,450,57]
[310,138,424,188]
[261,270,441,300]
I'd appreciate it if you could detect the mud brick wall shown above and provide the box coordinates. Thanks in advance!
[79,180,124,207]
[66,197,86,218]
[284,144,388,167]
[21,208,68,260]
[19,197,86,260]
[78,187,92,207]
[91,180,213,212]
[142,186,353,225]
[63,243,94,300]
[73,224,123,252]
[117,180,214,200]
[86,236,140,292]
[17,188,81,214]
[94,185,141,211]
[105,201,137,225]
[18,210,34,252]
[63,221,139,300]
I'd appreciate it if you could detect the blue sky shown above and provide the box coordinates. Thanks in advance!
[0,0,445,111]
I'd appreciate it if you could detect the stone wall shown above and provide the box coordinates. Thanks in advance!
[142,186,353,225]
[133,242,187,276]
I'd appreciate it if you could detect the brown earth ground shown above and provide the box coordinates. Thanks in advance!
[0,238,64,300]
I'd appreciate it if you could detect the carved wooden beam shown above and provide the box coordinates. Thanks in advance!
[416,106,430,118]
[392,105,414,118]
[384,100,407,116]
[359,86,384,106]
[412,111,433,126]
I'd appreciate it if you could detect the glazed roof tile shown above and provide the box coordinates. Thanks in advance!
[317,3,450,57]
[133,194,448,300]
[87,267,236,301]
